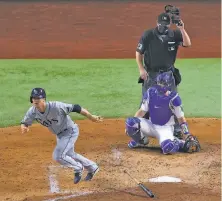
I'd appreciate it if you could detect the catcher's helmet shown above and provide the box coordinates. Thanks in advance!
[30,88,46,103]
[156,71,175,93]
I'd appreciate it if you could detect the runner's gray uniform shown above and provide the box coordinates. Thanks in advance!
[21,101,97,173]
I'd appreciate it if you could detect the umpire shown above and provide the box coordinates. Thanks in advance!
[136,12,191,138]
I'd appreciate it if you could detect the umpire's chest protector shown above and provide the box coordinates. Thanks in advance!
[144,29,179,70]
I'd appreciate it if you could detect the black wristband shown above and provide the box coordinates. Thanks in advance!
[72,104,82,113]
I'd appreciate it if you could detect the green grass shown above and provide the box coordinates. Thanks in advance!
[0,58,220,127]
[176,58,221,118]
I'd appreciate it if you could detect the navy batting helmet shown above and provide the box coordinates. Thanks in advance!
[30,88,46,103]
[156,71,175,93]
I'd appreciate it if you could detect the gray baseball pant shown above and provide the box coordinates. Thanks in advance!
[52,125,98,173]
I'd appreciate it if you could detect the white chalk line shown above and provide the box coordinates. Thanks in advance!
[46,165,94,201]
[111,148,123,165]
[48,166,60,193]
[44,191,93,201]
[45,150,124,200]
[46,153,182,200]
[111,148,122,160]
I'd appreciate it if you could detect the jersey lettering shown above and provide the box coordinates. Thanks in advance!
[35,118,58,127]
[22,101,77,135]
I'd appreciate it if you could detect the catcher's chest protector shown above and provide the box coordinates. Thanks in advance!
[149,88,177,126]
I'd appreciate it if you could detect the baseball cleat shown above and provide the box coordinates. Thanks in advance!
[128,140,143,148]
[74,166,84,184]
[84,167,99,181]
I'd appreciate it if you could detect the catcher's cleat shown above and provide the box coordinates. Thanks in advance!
[128,140,148,149]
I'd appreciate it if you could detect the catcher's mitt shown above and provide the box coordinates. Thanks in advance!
[183,135,201,153]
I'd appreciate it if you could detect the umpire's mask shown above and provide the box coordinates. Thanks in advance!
[157,13,171,35]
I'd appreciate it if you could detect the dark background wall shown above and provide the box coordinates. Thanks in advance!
[0,1,220,58]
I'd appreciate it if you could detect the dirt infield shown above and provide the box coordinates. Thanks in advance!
[0,118,220,201]
[0,1,220,58]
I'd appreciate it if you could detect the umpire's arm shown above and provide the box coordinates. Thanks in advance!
[136,52,148,81]
[176,20,191,47]
[136,31,149,81]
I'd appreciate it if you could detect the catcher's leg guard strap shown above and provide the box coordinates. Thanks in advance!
[125,117,144,143]
[161,139,180,154]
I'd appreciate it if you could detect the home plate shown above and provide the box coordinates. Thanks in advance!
[148,176,182,183]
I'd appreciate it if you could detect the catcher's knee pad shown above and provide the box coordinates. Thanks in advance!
[125,117,148,145]
[161,139,180,154]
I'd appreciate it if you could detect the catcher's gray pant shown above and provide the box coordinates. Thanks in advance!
[52,125,97,173]
[141,71,181,133]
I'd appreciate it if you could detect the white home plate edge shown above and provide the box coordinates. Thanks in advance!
[148,176,182,183]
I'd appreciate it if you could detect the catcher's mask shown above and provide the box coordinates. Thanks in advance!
[156,71,175,93]
[30,88,46,103]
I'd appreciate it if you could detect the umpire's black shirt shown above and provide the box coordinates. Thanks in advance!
[136,28,183,72]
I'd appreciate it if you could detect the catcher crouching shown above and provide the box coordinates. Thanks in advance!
[125,72,201,154]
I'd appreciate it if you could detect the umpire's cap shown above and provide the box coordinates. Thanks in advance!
[30,88,46,103]
[157,13,171,25]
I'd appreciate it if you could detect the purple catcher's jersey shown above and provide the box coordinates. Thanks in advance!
[141,87,184,126]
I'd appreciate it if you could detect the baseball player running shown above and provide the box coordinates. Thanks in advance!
[125,72,200,154]
[21,88,103,184]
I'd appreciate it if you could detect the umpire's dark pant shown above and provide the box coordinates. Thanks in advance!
[140,71,181,134]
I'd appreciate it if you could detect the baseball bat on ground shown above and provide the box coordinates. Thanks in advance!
[123,170,155,198]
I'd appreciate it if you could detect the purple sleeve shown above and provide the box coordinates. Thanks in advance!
[172,95,182,107]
